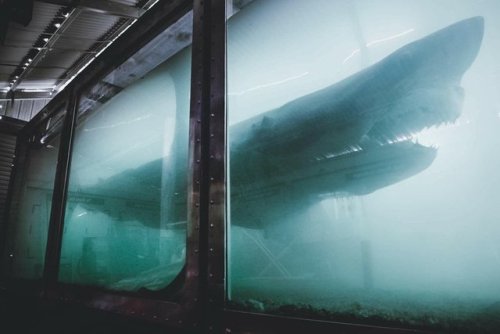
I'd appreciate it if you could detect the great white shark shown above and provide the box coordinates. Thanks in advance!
[70,16,484,233]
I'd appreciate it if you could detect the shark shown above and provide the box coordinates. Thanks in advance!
[70,16,484,233]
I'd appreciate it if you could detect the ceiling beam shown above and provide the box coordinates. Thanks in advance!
[0,90,53,100]
[34,0,145,19]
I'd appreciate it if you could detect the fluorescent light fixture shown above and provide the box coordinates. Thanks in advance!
[20,89,51,93]
[43,37,49,42]
[28,58,32,62]
[146,0,160,10]
[54,23,61,28]
[24,62,29,66]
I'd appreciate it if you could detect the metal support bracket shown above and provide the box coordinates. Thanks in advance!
[35,0,145,19]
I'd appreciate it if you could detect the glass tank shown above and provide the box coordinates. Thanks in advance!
[2,108,65,279]
[227,0,500,332]
[57,12,193,292]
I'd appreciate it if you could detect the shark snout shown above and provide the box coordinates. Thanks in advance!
[427,16,485,77]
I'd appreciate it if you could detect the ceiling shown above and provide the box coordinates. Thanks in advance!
[0,0,158,120]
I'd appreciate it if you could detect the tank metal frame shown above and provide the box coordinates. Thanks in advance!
[0,1,428,333]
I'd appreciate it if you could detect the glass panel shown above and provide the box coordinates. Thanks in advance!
[2,108,65,279]
[58,12,193,292]
[227,1,500,332]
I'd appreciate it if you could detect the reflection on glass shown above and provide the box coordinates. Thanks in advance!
[228,0,500,332]
[2,112,63,279]
[58,13,193,292]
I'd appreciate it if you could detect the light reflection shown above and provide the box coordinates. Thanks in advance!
[228,72,309,97]
[83,114,152,132]
[343,28,415,64]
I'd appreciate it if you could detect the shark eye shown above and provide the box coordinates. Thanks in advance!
[420,106,431,113]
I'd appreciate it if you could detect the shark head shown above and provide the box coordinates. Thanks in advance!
[365,16,484,145]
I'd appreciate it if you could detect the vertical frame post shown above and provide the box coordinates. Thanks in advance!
[0,127,27,279]
[187,0,226,332]
[207,0,226,331]
[43,86,78,288]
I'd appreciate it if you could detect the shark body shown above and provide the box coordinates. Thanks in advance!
[73,17,484,231]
